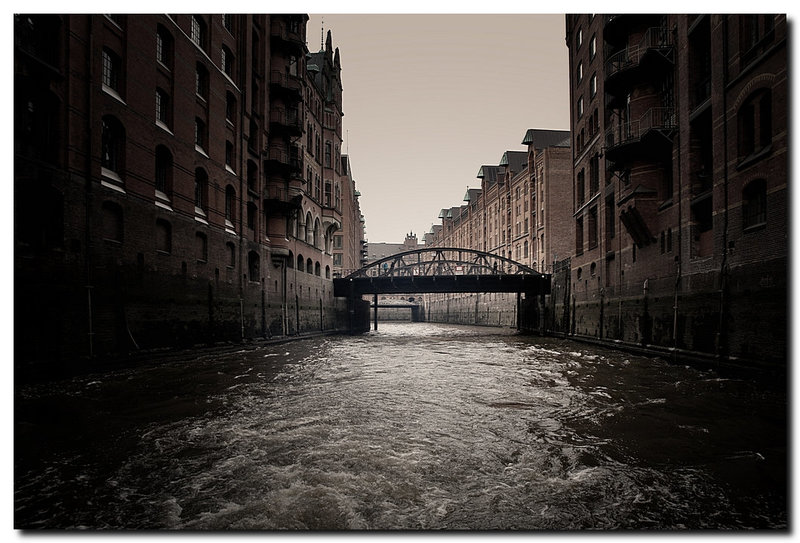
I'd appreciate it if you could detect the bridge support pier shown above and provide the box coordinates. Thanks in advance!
[373,294,378,331]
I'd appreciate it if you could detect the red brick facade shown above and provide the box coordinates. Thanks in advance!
[563,14,787,366]
[14,14,366,367]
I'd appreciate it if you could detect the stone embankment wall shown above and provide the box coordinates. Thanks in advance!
[424,293,520,328]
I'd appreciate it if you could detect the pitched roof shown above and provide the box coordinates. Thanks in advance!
[499,150,528,174]
[477,165,502,186]
[521,128,571,149]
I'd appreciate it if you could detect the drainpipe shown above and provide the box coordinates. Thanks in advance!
[237,23,247,341]
[84,15,95,358]
[672,22,683,353]
[718,15,730,360]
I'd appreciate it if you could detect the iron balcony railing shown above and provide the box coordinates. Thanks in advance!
[605,26,673,78]
[270,20,304,48]
[269,108,302,132]
[604,107,677,151]
[270,70,303,95]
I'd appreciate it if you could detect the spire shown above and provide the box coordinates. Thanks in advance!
[326,29,333,53]
[334,46,340,67]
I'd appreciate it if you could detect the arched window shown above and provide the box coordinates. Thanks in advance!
[325,265,331,279]
[297,254,305,272]
[194,168,208,215]
[306,258,313,274]
[156,24,173,69]
[101,115,125,180]
[315,262,321,276]
[191,15,207,51]
[313,218,321,248]
[154,145,173,202]
[305,211,313,243]
[742,179,767,230]
[287,250,294,269]
[738,88,772,161]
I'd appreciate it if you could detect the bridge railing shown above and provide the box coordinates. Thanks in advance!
[345,247,543,279]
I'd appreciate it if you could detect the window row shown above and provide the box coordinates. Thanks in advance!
[100,202,263,278]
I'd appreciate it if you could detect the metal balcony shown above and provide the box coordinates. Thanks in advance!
[269,108,303,138]
[270,19,305,53]
[603,14,664,46]
[264,146,303,178]
[263,183,302,215]
[605,26,674,102]
[604,107,677,163]
[269,70,303,102]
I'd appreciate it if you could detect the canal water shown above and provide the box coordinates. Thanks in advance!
[15,323,787,530]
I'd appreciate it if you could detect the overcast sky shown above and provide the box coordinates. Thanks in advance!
[306,13,571,243]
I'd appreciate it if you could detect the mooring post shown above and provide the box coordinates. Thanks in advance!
[373,293,378,330]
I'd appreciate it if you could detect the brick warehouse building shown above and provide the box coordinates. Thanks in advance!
[564,14,787,368]
[425,129,572,273]
[14,14,367,368]
[423,129,573,328]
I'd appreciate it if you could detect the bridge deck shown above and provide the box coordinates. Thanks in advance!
[333,274,551,297]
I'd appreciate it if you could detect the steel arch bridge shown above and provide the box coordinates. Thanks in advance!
[333,247,551,298]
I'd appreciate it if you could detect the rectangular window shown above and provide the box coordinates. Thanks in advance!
[588,206,598,249]
[589,155,599,195]
[226,141,234,167]
[576,217,584,255]
[156,89,169,126]
[605,194,615,242]
[102,48,119,91]
[195,118,207,151]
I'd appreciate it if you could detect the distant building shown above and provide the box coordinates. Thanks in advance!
[367,233,419,264]
[426,129,573,275]
[332,155,368,278]
[564,14,787,365]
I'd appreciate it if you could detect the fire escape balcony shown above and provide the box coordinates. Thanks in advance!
[603,14,665,46]
[269,70,303,102]
[604,107,677,165]
[264,146,303,178]
[269,108,303,138]
[605,26,674,106]
[270,19,305,54]
[263,183,303,216]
